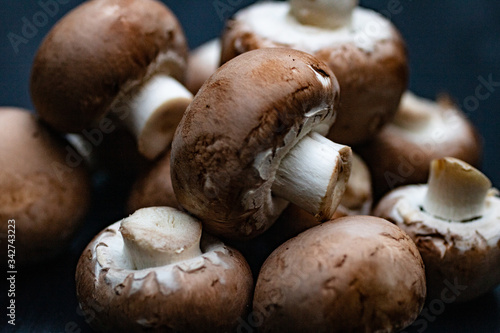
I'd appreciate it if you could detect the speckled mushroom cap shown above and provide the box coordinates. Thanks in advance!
[76,207,253,332]
[374,159,500,302]
[220,0,408,145]
[171,48,343,240]
[30,0,188,132]
[0,108,90,264]
[357,91,482,200]
[253,216,426,333]
[127,148,178,214]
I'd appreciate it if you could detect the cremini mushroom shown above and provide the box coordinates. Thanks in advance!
[374,157,500,302]
[220,0,408,145]
[252,216,426,332]
[127,148,178,214]
[30,0,193,160]
[76,207,253,332]
[185,39,221,95]
[171,48,352,240]
[358,91,482,200]
[0,107,90,264]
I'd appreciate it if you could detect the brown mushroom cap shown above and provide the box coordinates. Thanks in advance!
[252,216,426,332]
[171,48,343,240]
[76,207,253,332]
[127,148,178,214]
[30,0,188,132]
[357,92,482,200]
[373,159,500,302]
[220,1,408,145]
[0,108,90,264]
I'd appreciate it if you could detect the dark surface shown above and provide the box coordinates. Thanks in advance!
[1,0,499,332]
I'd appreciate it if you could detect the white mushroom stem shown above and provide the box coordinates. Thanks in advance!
[119,207,203,270]
[272,131,352,221]
[120,75,193,160]
[290,0,359,29]
[423,157,492,222]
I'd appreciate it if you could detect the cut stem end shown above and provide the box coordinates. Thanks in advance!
[272,131,352,221]
[120,207,203,270]
[423,157,491,222]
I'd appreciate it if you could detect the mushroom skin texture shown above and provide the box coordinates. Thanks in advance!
[357,92,482,200]
[374,157,500,302]
[0,107,90,264]
[252,216,426,333]
[185,39,222,95]
[171,48,352,240]
[76,207,253,332]
[30,0,192,160]
[127,148,178,214]
[220,0,408,145]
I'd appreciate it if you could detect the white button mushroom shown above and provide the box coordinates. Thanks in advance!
[358,92,482,200]
[220,0,408,145]
[76,207,254,332]
[374,157,500,302]
[171,48,352,239]
[30,0,193,160]
[0,107,91,264]
[252,216,426,332]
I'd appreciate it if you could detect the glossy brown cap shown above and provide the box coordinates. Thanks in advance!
[31,0,188,132]
[253,216,426,332]
[171,48,339,240]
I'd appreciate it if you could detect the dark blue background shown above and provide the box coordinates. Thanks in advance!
[1,1,499,332]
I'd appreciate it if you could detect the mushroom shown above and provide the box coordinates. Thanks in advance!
[76,206,254,332]
[30,0,193,160]
[252,216,426,332]
[374,157,500,302]
[220,0,408,145]
[127,148,178,214]
[245,152,373,256]
[185,39,222,95]
[171,48,352,240]
[0,107,90,264]
[357,91,482,200]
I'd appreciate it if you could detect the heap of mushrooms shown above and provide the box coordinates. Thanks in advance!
[253,216,426,332]
[30,0,193,160]
[374,157,500,302]
[76,207,253,332]
[221,0,408,145]
[358,91,482,199]
[0,107,90,264]
[171,48,352,239]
